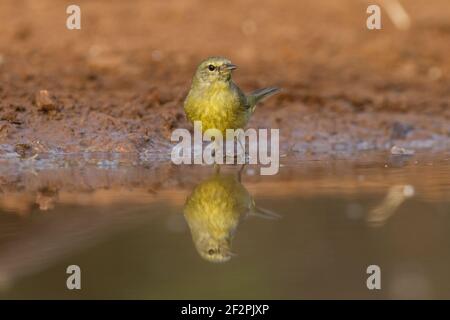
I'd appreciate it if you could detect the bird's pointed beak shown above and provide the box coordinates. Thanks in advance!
[219,245,237,261]
[226,250,238,257]
[224,63,237,71]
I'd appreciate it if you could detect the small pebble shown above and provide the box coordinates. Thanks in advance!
[35,90,56,112]
[390,145,415,155]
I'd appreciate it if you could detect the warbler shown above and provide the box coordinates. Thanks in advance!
[184,57,279,134]
[183,167,279,263]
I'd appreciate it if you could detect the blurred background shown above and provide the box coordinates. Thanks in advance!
[0,0,449,154]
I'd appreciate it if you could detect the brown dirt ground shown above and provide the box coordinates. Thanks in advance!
[0,0,449,156]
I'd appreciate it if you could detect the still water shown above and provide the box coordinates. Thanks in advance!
[0,152,449,299]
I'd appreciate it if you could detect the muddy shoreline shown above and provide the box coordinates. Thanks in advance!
[0,0,449,157]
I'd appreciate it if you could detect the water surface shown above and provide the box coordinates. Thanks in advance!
[0,152,449,299]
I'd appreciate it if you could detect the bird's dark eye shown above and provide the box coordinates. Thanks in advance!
[208,64,215,71]
[208,249,215,255]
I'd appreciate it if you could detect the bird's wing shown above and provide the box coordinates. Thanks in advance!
[230,81,252,110]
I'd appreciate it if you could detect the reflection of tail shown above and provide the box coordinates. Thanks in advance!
[250,204,281,220]
[367,185,414,227]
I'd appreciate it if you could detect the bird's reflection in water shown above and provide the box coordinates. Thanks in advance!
[183,165,279,263]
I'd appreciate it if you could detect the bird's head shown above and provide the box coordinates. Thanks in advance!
[195,236,235,263]
[193,57,237,85]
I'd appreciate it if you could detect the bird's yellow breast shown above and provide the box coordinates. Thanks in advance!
[184,174,250,239]
[184,82,249,134]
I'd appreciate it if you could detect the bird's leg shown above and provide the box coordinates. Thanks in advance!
[210,137,224,164]
[211,137,228,165]
[237,164,246,182]
[236,134,251,164]
[238,138,245,156]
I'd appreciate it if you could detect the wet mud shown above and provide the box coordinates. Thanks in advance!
[0,0,449,158]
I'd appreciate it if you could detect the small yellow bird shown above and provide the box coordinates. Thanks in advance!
[184,57,279,134]
[183,167,279,263]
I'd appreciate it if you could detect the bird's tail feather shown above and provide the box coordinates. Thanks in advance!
[248,87,280,106]
[249,206,281,220]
